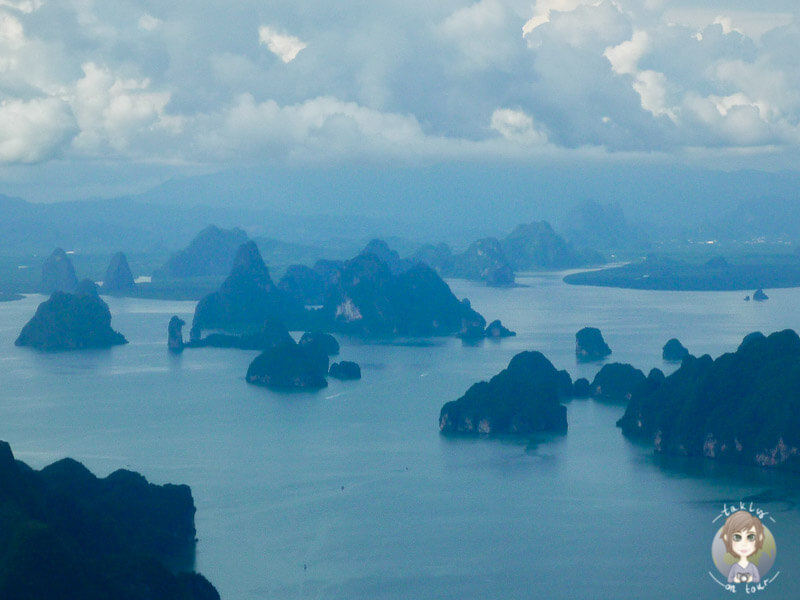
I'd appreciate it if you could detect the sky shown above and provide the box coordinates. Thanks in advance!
[0,0,799,203]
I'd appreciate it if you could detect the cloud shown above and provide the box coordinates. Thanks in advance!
[490,108,548,144]
[70,62,181,155]
[0,0,799,178]
[441,0,521,71]
[197,94,437,162]
[0,97,76,163]
[258,25,307,63]
[604,30,649,75]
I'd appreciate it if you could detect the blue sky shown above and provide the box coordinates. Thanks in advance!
[0,0,799,202]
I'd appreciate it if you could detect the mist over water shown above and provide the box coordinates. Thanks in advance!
[2,275,800,599]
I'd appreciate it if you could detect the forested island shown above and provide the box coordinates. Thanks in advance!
[15,288,128,351]
[189,239,495,339]
[441,328,800,475]
[617,330,800,470]
[564,254,800,291]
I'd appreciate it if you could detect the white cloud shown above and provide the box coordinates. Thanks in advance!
[633,70,676,121]
[0,11,25,49]
[604,30,649,75]
[490,108,548,144]
[523,0,612,36]
[0,97,76,163]
[441,0,519,70]
[0,0,799,176]
[200,94,433,161]
[70,62,181,155]
[258,25,306,64]
[605,30,677,121]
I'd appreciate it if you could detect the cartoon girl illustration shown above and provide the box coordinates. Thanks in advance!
[720,511,765,583]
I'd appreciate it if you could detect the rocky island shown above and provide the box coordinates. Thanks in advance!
[662,338,689,362]
[575,327,612,361]
[485,319,516,339]
[321,251,487,336]
[446,238,515,287]
[617,329,800,470]
[39,247,79,294]
[329,361,361,380]
[502,221,603,271]
[15,290,128,350]
[190,239,491,340]
[191,241,302,335]
[0,440,219,599]
[439,351,570,435]
[589,362,646,401]
[102,251,136,293]
[154,225,249,280]
[246,338,329,390]
[412,221,602,286]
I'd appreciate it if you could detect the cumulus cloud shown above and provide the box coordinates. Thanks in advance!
[197,94,437,161]
[258,25,307,63]
[0,98,76,163]
[604,30,649,75]
[70,62,181,155]
[0,0,799,175]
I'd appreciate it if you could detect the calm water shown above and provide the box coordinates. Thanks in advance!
[1,274,800,599]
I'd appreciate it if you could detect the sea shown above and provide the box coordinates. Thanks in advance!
[1,272,799,600]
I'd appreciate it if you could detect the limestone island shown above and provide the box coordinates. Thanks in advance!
[0,439,219,599]
[575,326,612,361]
[190,239,492,340]
[40,247,79,294]
[15,288,127,351]
[329,360,362,380]
[246,338,330,390]
[412,221,604,287]
[617,329,800,470]
[439,350,570,435]
[101,251,136,294]
[662,338,689,362]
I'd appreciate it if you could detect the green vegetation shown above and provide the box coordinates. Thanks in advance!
[617,330,800,470]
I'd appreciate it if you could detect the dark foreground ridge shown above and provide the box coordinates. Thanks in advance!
[0,440,219,600]
[617,329,800,470]
[15,290,128,350]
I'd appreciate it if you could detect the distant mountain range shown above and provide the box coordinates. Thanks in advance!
[1,163,798,257]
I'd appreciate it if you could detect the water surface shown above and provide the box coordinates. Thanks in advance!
[1,275,798,599]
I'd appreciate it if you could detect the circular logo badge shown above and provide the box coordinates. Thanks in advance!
[711,512,777,584]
